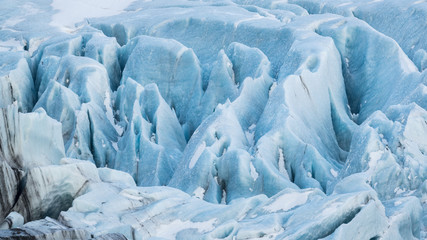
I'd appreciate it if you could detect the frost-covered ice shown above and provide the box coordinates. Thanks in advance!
[0,0,426,239]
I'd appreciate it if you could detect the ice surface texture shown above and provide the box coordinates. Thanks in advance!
[0,0,426,239]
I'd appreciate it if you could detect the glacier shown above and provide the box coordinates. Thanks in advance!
[0,0,426,239]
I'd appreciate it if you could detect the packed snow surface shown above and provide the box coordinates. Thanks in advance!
[50,0,137,32]
[0,0,426,239]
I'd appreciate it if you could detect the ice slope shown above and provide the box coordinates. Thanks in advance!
[60,169,392,240]
[0,0,426,239]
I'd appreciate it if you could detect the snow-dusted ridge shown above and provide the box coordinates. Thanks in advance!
[0,0,426,239]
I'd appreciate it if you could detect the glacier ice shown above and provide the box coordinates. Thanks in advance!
[0,0,426,239]
[114,79,186,186]
[0,104,65,170]
[0,52,34,112]
[121,35,203,137]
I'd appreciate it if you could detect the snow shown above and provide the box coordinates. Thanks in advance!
[189,142,206,169]
[245,130,254,146]
[368,150,383,170]
[330,168,338,178]
[193,187,205,199]
[0,39,23,52]
[119,189,144,201]
[50,0,137,31]
[154,219,216,239]
[278,148,288,178]
[249,162,259,181]
[263,191,310,212]
[269,82,277,96]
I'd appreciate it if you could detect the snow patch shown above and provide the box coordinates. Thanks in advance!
[119,189,143,201]
[50,0,136,31]
[330,168,338,177]
[250,162,259,181]
[193,187,205,199]
[155,218,216,239]
[263,191,310,212]
[189,141,206,169]
[233,15,264,28]
[278,148,289,179]
[0,39,23,51]
[368,150,383,170]
[269,82,277,96]
[394,188,405,195]
[245,130,254,146]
